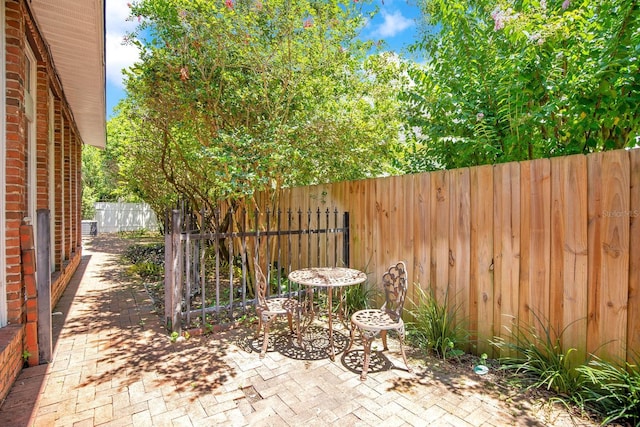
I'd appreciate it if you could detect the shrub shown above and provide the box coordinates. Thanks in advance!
[407,287,467,361]
[341,281,376,320]
[123,243,165,265]
[490,312,584,402]
[576,354,640,425]
[126,261,163,281]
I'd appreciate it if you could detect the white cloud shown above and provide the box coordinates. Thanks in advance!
[373,10,415,38]
[105,0,140,89]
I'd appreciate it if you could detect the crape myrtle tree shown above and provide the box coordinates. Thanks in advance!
[400,0,640,172]
[118,0,406,218]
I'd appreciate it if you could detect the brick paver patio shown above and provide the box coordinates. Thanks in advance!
[0,236,598,426]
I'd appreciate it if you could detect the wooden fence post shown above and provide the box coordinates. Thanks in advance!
[164,210,171,331]
[171,209,183,333]
[36,209,52,363]
[164,209,183,332]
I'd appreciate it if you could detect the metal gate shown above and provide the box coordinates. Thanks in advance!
[164,206,350,332]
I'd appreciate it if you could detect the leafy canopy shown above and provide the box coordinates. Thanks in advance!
[116,0,406,212]
[401,0,640,171]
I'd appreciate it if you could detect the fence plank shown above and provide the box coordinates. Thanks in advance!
[413,173,432,302]
[363,177,376,276]
[389,175,404,266]
[402,175,415,270]
[226,147,640,363]
[450,168,471,345]
[431,170,450,303]
[550,154,588,364]
[629,149,640,361]
[588,151,629,361]
[519,160,533,333]
[493,162,521,354]
[347,180,363,269]
[470,165,494,355]
[520,159,551,334]
[375,177,391,277]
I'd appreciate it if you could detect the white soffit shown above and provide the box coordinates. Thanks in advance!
[31,0,106,148]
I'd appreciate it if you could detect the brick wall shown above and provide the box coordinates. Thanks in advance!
[1,0,85,402]
[0,325,24,403]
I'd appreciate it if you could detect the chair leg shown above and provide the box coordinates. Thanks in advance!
[397,327,413,373]
[256,310,263,339]
[287,312,293,333]
[260,315,275,359]
[361,334,373,381]
[381,330,389,351]
[345,321,357,353]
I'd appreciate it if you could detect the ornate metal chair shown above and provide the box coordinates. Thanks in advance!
[255,263,302,358]
[345,261,413,380]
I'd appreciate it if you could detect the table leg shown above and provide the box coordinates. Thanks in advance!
[299,287,315,336]
[327,286,334,361]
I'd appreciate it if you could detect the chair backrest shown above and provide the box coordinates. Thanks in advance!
[255,262,268,307]
[380,261,408,320]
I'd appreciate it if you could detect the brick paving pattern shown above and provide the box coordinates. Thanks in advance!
[0,237,599,426]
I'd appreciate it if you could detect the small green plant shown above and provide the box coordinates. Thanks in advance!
[22,350,31,361]
[490,312,584,400]
[123,242,164,265]
[407,286,467,361]
[341,281,376,320]
[576,354,640,426]
[478,352,488,366]
[126,261,163,280]
[170,331,180,343]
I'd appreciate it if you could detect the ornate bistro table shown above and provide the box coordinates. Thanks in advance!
[288,267,367,361]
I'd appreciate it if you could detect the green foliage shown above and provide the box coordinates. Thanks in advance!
[115,0,406,214]
[123,242,165,265]
[117,229,160,239]
[407,287,467,361]
[576,355,640,425]
[82,135,146,219]
[127,262,164,281]
[123,242,165,281]
[81,186,97,220]
[491,310,639,424]
[490,312,584,398]
[341,281,376,320]
[401,0,640,171]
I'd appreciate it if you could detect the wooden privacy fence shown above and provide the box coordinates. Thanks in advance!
[164,206,351,332]
[254,148,639,364]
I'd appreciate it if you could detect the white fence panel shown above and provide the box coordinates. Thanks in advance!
[94,202,159,233]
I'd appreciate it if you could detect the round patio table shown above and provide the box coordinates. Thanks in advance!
[288,267,367,361]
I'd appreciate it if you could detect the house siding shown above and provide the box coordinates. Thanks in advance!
[1,0,85,402]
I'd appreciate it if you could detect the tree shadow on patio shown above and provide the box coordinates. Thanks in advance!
[65,242,240,402]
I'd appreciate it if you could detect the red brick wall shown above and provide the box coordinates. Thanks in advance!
[0,325,24,402]
[1,0,85,402]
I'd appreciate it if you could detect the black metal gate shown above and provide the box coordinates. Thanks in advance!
[164,206,350,332]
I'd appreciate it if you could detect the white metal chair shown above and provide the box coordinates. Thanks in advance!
[255,263,301,358]
[345,261,413,380]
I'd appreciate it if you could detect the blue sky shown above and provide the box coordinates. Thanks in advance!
[105,0,423,118]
